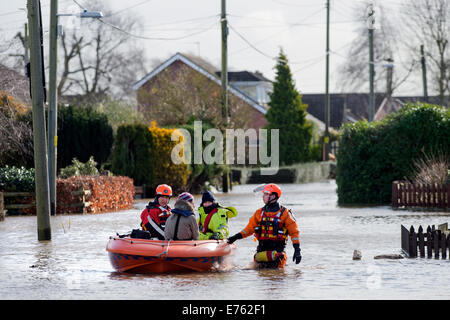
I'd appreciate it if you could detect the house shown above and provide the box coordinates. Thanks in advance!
[216,70,272,107]
[133,52,268,131]
[132,52,328,134]
[301,92,448,129]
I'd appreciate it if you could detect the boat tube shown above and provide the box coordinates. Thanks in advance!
[106,236,235,273]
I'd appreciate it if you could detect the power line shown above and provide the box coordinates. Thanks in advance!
[105,0,154,17]
[97,18,218,41]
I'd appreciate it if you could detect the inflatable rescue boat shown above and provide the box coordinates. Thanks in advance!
[106,236,235,273]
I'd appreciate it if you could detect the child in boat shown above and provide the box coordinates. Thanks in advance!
[140,184,172,240]
[198,190,238,240]
[164,192,199,241]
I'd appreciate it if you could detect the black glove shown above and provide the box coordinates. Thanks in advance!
[210,232,220,240]
[293,243,302,264]
[227,233,243,244]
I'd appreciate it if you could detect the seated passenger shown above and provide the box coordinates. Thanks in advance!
[198,190,237,240]
[164,192,199,241]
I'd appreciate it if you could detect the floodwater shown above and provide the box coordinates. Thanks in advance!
[1,180,450,300]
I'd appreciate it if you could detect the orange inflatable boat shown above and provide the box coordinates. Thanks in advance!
[106,236,235,273]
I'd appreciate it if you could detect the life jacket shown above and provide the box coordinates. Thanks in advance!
[254,206,288,242]
[199,207,219,234]
[141,203,171,239]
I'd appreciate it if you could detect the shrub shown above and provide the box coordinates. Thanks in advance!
[0,166,35,192]
[172,119,227,193]
[148,122,190,194]
[110,122,190,194]
[110,123,153,186]
[0,92,33,168]
[336,102,450,205]
[407,152,449,185]
[59,156,100,179]
[58,105,114,170]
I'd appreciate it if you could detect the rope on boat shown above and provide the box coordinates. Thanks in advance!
[111,237,221,247]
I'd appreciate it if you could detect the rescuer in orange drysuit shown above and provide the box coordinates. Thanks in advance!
[227,183,301,268]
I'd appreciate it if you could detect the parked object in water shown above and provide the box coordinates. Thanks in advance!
[374,254,404,259]
[353,250,362,260]
[106,236,235,273]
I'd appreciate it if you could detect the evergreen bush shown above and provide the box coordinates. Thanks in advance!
[110,122,190,194]
[0,166,35,192]
[336,102,450,205]
[58,105,114,170]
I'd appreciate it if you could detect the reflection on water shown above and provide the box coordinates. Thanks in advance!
[1,180,450,300]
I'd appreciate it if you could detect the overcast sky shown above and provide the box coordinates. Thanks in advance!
[1,0,426,96]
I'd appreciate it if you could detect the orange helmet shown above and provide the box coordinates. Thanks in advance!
[156,184,172,197]
[262,183,282,198]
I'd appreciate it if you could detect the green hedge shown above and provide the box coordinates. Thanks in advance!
[110,123,191,194]
[110,124,153,186]
[336,103,450,205]
[58,106,114,170]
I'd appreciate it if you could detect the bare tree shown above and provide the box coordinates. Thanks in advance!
[401,0,449,106]
[58,0,148,101]
[336,1,414,94]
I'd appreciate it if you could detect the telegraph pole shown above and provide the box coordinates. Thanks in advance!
[27,0,51,241]
[420,45,429,102]
[367,4,375,122]
[221,0,230,193]
[48,0,58,216]
[324,0,330,161]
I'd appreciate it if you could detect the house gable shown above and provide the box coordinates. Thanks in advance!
[133,52,267,115]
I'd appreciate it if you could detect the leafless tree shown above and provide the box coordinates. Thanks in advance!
[400,0,449,106]
[336,1,414,95]
[57,0,148,101]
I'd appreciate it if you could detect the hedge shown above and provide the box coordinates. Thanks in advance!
[58,105,114,170]
[2,175,134,215]
[110,122,190,194]
[336,102,450,205]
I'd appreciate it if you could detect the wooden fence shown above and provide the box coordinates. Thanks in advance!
[2,189,91,215]
[134,185,146,199]
[392,181,450,210]
[401,223,450,259]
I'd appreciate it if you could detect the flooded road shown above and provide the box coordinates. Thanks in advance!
[1,180,449,300]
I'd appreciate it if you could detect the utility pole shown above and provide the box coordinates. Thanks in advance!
[221,0,230,193]
[27,0,51,241]
[420,45,429,102]
[367,4,375,122]
[48,0,58,216]
[324,0,330,161]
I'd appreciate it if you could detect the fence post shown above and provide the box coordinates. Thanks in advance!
[392,181,398,208]
[441,231,447,259]
[0,192,4,221]
[418,225,425,257]
[426,226,433,258]
[447,234,450,260]
[434,229,440,259]
[409,226,417,257]
[401,225,410,256]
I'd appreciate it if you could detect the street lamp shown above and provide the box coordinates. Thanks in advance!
[47,0,103,215]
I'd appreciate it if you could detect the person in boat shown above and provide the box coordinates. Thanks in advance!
[140,184,172,240]
[164,192,199,241]
[227,183,302,268]
[198,190,237,240]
